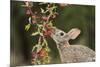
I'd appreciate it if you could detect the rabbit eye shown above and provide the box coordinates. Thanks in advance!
[60,32,64,36]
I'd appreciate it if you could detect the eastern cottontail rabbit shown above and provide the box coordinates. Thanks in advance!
[50,28,95,63]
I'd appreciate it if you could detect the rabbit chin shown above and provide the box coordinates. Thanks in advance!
[50,33,59,44]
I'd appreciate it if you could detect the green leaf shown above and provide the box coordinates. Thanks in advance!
[25,24,31,31]
[31,32,39,36]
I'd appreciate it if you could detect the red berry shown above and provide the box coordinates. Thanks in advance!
[45,24,50,29]
[32,15,36,19]
[38,48,47,57]
[31,15,36,24]
[47,30,52,36]
[43,24,52,36]
[43,29,52,37]
[41,16,48,21]
[32,52,36,58]
[32,20,36,24]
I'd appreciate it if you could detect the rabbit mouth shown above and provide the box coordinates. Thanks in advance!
[50,28,59,43]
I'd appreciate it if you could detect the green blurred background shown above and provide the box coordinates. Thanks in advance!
[11,1,95,66]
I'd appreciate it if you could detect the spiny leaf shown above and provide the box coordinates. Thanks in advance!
[25,24,31,31]
[40,8,45,13]
[41,8,49,14]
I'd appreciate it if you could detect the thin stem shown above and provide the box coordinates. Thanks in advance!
[38,36,42,45]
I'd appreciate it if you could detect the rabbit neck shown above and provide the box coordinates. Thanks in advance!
[57,41,70,62]
[57,41,70,50]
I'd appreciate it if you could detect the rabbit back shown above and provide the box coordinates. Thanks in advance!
[58,45,95,63]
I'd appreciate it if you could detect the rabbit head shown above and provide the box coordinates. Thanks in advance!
[50,28,81,44]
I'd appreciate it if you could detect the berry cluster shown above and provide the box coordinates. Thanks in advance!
[31,48,49,64]
[22,1,58,64]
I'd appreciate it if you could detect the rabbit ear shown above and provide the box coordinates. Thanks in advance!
[67,28,81,40]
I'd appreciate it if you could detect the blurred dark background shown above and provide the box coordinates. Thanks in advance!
[10,1,95,66]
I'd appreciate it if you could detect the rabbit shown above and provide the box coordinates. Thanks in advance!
[50,27,95,63]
